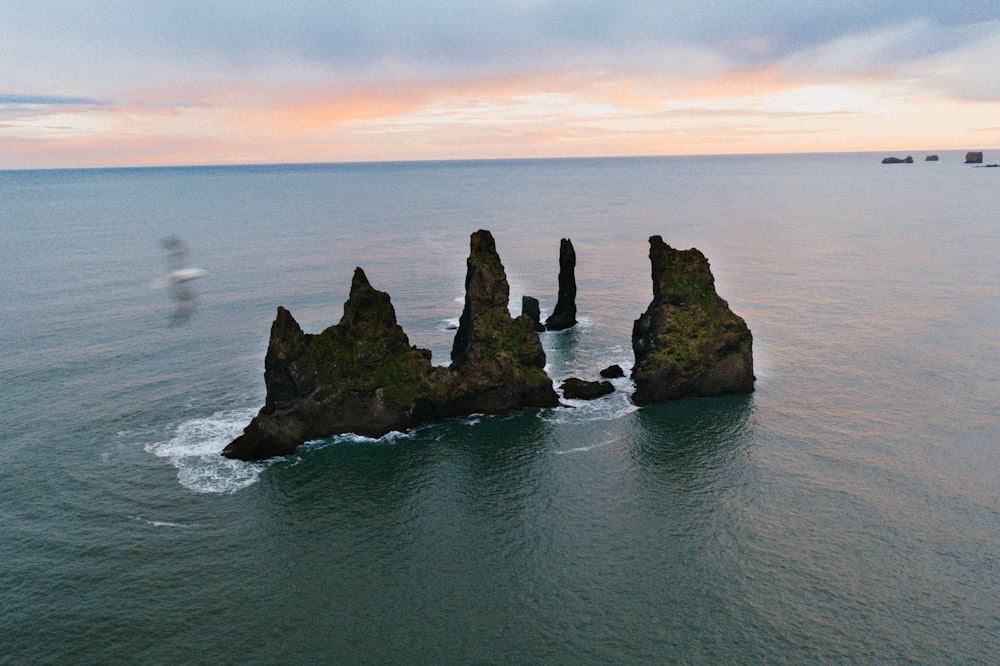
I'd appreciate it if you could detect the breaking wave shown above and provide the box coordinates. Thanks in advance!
[146,407,270,494]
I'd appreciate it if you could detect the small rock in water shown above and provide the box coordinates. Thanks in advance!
[600,364,625,379]
[560,377,615,400]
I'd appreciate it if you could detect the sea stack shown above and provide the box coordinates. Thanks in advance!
[544,238,578,330]
[223,230,558,461]
[630,236,754,404]
[965,151,984,164]
[448,230,559,414]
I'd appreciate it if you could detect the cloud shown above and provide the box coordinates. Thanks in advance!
[0,94,111,106]
[2,2,1000,167]
[5,2,1000,90]
[780,18,1000,101]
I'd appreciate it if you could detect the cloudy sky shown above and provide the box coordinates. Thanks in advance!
[2,1,999,168]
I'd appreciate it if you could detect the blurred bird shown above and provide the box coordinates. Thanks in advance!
[159,236,205,324]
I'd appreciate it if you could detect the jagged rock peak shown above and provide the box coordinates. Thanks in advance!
[648,237,716,305]
[545,237,577,331]
[451,229,512,368]
[466,229,509,311]
[339,267,409,346]
[263,306,309,413]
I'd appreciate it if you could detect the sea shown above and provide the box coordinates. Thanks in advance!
[1,152,998,664]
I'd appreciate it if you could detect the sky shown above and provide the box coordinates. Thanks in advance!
[2,1,1000,168]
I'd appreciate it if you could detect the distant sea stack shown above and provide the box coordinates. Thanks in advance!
[965,151,984,164]
[544,238,578,331]
[881,156,913,164]
[223,230,557,461]
[925,155,939,162]
[631,236,754,404]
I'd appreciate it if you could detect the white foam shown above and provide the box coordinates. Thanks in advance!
[146,408,269,494]
[543,374,639,425]
[129,516,191,528]
[303,429,414,449]
[545,394,639,425]
[554,438,618,455]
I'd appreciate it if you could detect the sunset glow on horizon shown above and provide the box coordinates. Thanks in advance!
[3,2,1000,169]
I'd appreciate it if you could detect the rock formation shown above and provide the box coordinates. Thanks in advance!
[559,377,614,400]
[447,230,560,416]
[881,156,913,164]
[631,236,754,404]
[925,155,939,161]
[965,151,983,164]
[544,238,577,330]
[223,230,558,461]
[600,364,625,379]
[521,295,545,332]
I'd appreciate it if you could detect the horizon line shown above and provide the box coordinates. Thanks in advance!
[2,147,994,174]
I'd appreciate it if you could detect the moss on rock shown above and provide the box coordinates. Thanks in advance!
[224,232,558,461]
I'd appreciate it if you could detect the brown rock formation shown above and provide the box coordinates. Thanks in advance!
[223,230,557,461]
[631,236,754,404]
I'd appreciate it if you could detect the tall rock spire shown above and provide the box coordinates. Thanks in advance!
[544,238,577,331]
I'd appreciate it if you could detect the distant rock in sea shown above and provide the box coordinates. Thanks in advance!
[965,151,984,164]
[631,236,754,404]
[223,230,558,461]
[881,156,913,164]
[925,155,939,162]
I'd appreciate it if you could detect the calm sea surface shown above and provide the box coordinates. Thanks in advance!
[2,153,998,663]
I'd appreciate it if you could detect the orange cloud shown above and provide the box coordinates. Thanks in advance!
[5,57,1000,170]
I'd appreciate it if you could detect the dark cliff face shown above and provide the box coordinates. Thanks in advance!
[224,232,557,462]
[631,236,754,404]
[544,237,577,331]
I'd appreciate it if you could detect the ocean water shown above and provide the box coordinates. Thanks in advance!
[2,153,998,663]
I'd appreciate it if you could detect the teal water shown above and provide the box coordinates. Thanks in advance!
[2,154,998,663]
